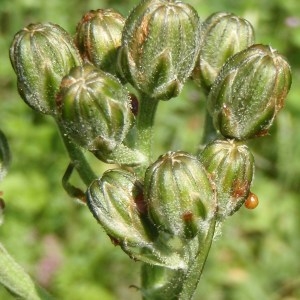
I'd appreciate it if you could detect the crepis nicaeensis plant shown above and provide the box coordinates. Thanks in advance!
[6,0,292,299]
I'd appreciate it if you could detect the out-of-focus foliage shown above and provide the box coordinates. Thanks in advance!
[0,0,300,299]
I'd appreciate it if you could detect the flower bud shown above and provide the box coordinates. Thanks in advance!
[144,151,216,239]
[9,23,82,115]
[56,64,134,160]
[208,44,292,140]
[118,0,201,100]
[199,139,255,219]
[87,169,155,247]
[192,12,255,91]
[75,9,125,76]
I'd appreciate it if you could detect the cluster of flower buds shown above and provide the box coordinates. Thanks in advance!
[9,0,292,270]
[195,12,291,219]
[86,151,217,266]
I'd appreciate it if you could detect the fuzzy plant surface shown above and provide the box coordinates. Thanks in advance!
[2,0,292,299]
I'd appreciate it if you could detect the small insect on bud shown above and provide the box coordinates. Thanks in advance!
[9,23,82,115]
[144,151,216,239]
[118,0,201,100]
[208,44,292,140]
[244,192,259,209]
[192,12,255,91]
[199,139,255,219]
[76,9,125,76]
[56,64,134,161]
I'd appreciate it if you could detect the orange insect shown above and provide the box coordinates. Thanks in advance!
[244,192,259,209]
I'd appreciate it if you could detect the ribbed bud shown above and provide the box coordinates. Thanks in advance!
[87,169,155,247]
[144,151,216,239]
[208,44,292,140]
[9,23,82,115]
[76,9,125,76]
[199,139,254,219]
[118,0,201,100]
[56,64,134,160]
[192,12,255,91]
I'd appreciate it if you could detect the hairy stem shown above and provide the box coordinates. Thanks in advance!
[134,94,159,178]
[141,218,216,300]
[201,109,218,147]
[56,122,97,186]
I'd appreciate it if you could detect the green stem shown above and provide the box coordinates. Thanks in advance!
[134,94,159,177]
[179,217,217,299]
[141,218,217,300]
[56,122,97,187]
[201,109,218,147]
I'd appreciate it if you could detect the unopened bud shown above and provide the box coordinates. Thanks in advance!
[87,169,155,247]
[199,139,255,219]
[193,12,254,91]
[144,151,216,239]
[208,44,292,140]
[9,23,82,115]
[76,9,125,76]
[56,64,134,160]
[118,0,201,100]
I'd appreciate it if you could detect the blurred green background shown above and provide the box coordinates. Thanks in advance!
[1,0,300,299]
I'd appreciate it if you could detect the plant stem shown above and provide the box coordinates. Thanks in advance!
[134,94,159,177]
[141,218,217,300]
[201,109,218,146]
[56,122,97,187]
[179,217,217,299]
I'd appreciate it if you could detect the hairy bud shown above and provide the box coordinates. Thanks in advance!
[208,44,292,140]
[56,64,134,160]
[118,0,201,100]
[76,9,125,76]
[87,169,155,247]
[193,12,254,91]
[199,139,254,219]
[9,23,82,115]
[144,151,216,239]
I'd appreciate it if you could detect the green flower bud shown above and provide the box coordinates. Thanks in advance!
[118,0,201,100]
[199,139,254,219]
[144,151,216,239]
[208,44,292,140]
[9,23,82,115]
[56,64,134,160]
[75,9,125,76]
[193,12,255,91]
[87,169,155,247]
